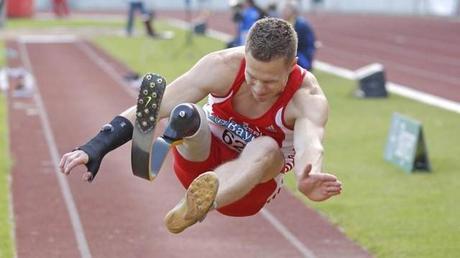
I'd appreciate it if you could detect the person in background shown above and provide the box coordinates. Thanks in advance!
[126,0,157,37]
[266,1,279,18]
[281,0,316,71]
[227,0,266,48]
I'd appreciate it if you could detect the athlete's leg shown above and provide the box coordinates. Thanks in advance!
[213,136,284,208]
[148,103,211,177]
[171,103,211,162]
[164,171,218,234]
[165,135,284,233]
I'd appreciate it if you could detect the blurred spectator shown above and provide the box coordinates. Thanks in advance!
[52,0,70,18]
[227,0,266,48]
[126,0,157,37]
[281,0,316,71]
[266,1,279,17]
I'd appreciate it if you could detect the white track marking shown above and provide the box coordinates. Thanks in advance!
[18,41,92,258]
[314,60,460,114]
[314,60,356,80]
[18,34,78,44]
[5,104,18,258]
[76,41,138,99]
[387,82,460,113]
[170,19,460,113]
[261,209,316,258]
[322,47,460,86]
[0,68,8,92]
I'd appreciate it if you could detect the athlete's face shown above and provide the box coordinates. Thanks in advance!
[245,52,296,102]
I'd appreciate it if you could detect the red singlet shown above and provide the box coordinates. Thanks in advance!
[173,59,306,216]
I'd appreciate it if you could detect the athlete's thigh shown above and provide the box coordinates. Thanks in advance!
[239,136,285,181]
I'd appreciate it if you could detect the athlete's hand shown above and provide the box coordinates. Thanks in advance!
[297,164,342,201]
[59,150,93,182]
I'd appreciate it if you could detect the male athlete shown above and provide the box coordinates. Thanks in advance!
[59,18,342,234]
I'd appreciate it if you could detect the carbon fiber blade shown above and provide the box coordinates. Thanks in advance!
[131,73,166,181]
[150,136,173,177]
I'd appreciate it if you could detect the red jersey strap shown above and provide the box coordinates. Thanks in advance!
[278,66,307,130]
[212,60,305,128]
[211,58,246,98]
[218,58,305,104]
[230,58,246,95]
[273,65,306,111]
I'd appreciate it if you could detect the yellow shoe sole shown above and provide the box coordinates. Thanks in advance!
[164,171,219,234]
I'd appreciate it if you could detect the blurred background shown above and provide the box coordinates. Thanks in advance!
[1,1,459,258]
[24,0,460,16]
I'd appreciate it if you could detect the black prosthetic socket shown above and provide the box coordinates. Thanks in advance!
[78,116,133,181]
[163,103,201,141]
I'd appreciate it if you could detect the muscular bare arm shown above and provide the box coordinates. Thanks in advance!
[116,48,241,122]
[291,73,342,201]
[120,50,235,123]
[59,48,241,180]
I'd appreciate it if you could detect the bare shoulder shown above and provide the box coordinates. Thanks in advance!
[198,47,245,95]
[286,71,329,126]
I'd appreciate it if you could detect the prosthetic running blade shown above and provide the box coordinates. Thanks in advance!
[150,136,182,176]
[150,103,200,175]
[131,73,166,181]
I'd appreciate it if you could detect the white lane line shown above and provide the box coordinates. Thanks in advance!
[314,60,460,114]
[261,209,316,258]
[170,19,460,111]
[387,82,460,113]
[322,47,460,86]
[76,41,138,99]
[17,41,92,258]
[5,94,18,258]
[314,60,356,80]
[18,34,78,44]
[0,68,8,92]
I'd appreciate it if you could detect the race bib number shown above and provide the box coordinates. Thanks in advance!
[221,129,246,152]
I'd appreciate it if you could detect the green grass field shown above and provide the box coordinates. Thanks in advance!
[0,68,14,258]
[0,39,14,258]
[5,17,124,30]
[0,96,13,258]
[1,17,459,258]
[93,24,225,82]
[94,24,460,258]
[283,72,460,257]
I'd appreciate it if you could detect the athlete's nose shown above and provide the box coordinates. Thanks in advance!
[252,82,268,95]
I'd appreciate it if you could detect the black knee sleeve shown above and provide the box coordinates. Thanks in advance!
[77,116,133,181]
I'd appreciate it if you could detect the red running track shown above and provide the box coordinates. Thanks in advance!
[158,11,460,103]
[7,38,371,258]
